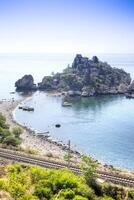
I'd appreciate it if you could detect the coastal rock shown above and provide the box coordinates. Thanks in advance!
[125,80,134,98]
[38,54,131,96]
[15,75,37,91]
[118,83,128,93]
[67,90,81,96]
[38,76,60,90]
[127,80,134,92]
[82,86,95,97]
[92,56,99,63]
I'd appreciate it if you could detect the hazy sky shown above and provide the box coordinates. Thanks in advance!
[0,0,134,53]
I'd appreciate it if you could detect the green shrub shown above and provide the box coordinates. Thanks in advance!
[17,194,39,200]
[28,166,49,184]
[0,163,130,200]
[128,190,134,199]
[0,113,9,129]
[34,187,52,200]
[8,182,26,199]
[81,155,98,186]
[12,126,22,138]
[73,195,88,200]
[0,113,22,148]
[101,183,127,200]
[0,178,8,190]
[101,196,114,200]
[2,135,21,146]
[56,188,75,199]
[0,128,11,142]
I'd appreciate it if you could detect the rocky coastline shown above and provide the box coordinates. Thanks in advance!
[15,54,131,97]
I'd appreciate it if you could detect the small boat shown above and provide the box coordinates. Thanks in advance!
[22,106,34,111]
[55,124,61,128]
[18,106,23,109]
[62,101,72,107]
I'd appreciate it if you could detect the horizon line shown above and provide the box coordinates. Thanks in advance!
[0,52,134,55]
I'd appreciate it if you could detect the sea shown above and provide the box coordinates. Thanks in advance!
[0,53,134,170]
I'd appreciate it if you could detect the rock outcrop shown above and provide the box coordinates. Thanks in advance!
[125,80,134,98]
[15,75,37,91]
[38,54,131,96]
[127,80,134,92]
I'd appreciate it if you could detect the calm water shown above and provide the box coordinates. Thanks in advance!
[0,53,134,170]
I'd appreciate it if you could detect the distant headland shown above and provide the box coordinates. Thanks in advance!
[15,54,133,96]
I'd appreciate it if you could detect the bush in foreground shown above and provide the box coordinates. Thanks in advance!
[0,164,130,200]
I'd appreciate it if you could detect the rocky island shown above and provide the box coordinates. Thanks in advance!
[15,74,37,91]
[15,54,131,96]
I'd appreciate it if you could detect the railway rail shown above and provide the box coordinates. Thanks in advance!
[0,148,134,187]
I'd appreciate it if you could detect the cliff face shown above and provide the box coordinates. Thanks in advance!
[15,75,37,91]
[38,54,131,96]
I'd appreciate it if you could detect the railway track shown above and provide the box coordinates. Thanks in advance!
[0,148,134,187]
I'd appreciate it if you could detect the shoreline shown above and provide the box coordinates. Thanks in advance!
[0,95,134,177]
[0,96,81,164]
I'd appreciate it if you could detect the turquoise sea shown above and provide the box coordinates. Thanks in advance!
[0,53,134,170]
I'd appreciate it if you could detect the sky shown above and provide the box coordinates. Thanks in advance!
[0,0,134,54]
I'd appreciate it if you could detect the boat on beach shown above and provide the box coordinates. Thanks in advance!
[18,106,23,109]
[18,106,34,111]
[62,101,72,107]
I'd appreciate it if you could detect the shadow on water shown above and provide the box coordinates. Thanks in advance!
[67,94,124,112]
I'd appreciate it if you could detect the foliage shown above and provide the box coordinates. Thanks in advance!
[63,152,73,167]
[12,126,22,138]
[101,182,127,200]
[73,195,88,200]
[34,187,52,199]
[128,190,134,199]
[0,113,22,147]
[0,113,9,129]
[64,153,73,161]
[0,178,8,190]
[17,194,39,200]
[0,128,11,142]
[0,164,94,200]
[54,188,75,199]
[81,155,98,185]
[101,196,114,200]
[2,135,21,146]
[0,164,131,200]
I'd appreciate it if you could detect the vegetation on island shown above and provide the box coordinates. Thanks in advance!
[0,113,22,148]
